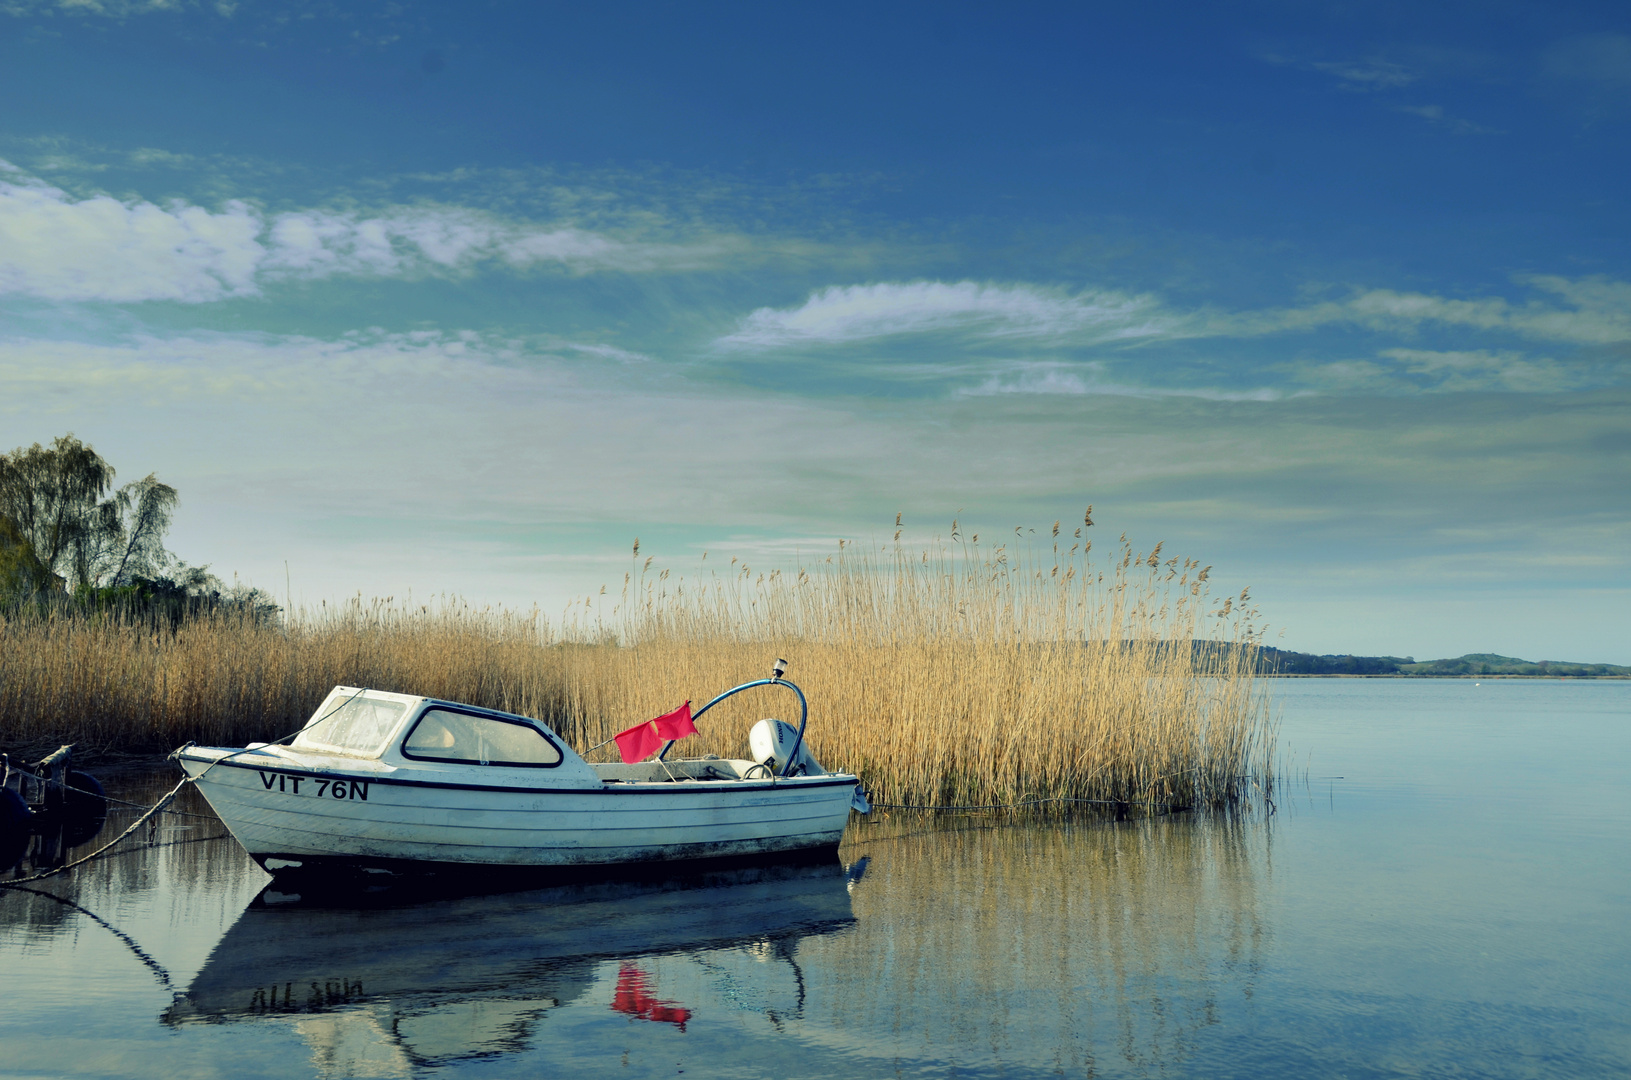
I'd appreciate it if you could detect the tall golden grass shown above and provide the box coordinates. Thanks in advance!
[0,516,1274,811]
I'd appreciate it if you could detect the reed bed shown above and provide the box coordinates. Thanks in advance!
[0,517,1275,811]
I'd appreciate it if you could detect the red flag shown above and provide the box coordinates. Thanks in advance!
[614,702,695,763]
[613,720,663,764]
[652,700,695,742]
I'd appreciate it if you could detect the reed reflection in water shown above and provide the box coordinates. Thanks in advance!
[818,812,1271,1075]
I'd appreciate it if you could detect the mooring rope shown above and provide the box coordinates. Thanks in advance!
[0,777,191,888]
[28,772,220,821]
[1,688,369,888]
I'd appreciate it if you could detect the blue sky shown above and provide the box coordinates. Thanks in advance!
[1,0,1627,660]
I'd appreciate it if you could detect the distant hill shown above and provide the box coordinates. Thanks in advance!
[1253,648,1630,677]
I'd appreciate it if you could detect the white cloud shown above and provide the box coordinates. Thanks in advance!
[0,162,726,303]
[0,166,263,302]
[966,368,1094,396]
[264,206,727,279]
[568,342,655,363]
[717,276,1631,365]
[1346,289,1511,330]
[1379,348,1575,392]
[717,281,1177,350]
[1231,279,1631,346]
[1301,347,1587,394]
[1258,53,1502,133]
[1257,52,1416,91]
[1518,276,1631,341]
[960,363,1283,401]
[1307,58,1416,91]
[0,0,178,14]
[1392,104,1499,135]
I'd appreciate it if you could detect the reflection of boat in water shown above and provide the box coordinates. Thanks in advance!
[163,859,864,1070]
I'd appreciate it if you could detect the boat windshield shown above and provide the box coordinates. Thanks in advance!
[402,708,563,767]
[292,693,407,757]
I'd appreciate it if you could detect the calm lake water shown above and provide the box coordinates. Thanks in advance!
[3,678,1628,1079]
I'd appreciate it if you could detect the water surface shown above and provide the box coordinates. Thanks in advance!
[3,678,1628,1078]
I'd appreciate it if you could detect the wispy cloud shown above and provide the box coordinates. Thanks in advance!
[262,205,727,280]
[1,0,163,14]
[1380,348,1573,392]
[719,276,1631,363]
[959,363,1284,401]
[0,162,731,303]
[567,342,656,364]
[1541,34,1631,93]
[1257,50,1498,133]
[1306,58,1416,91]
[1230,278,1631,345]
[1391,104,1499,135]
[0,0,365,27]
[716,281,1177,350]
[0,0,251,17]
[1257,51,1417,91]
[1301,348,1584,394]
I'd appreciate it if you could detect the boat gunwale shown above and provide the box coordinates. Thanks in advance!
[179,749,860,796]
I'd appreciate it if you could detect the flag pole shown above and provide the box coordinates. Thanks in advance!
[655,659,808,773]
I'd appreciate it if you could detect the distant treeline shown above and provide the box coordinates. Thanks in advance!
[1253,647,1630,678]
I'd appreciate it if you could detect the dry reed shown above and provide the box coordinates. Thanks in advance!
[0,517,1275,811]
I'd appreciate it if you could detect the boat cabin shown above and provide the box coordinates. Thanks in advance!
[259,686,794,786]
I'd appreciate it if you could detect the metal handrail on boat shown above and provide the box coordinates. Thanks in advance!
[657,665,810,777]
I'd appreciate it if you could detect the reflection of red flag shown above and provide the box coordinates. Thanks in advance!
[614,721,663,764]
[612,967,646,1014]
[611,965,691,1030]
[646,1003,691,1025]
[653,701,695,742]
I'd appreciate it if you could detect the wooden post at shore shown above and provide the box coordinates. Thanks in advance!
[25,745,75,869]
[35,745,74,806]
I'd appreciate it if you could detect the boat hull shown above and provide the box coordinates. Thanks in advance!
[178,750,858,874]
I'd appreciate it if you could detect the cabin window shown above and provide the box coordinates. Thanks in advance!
[402,708,563,767]
[292,694,407,757]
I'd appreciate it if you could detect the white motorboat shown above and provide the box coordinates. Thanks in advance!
[174,666,868,877]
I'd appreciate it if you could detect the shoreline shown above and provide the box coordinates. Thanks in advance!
[1263,673,1630,679]
[8,672,1624,768]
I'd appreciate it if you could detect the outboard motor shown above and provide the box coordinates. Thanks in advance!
[748,718,825,777]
